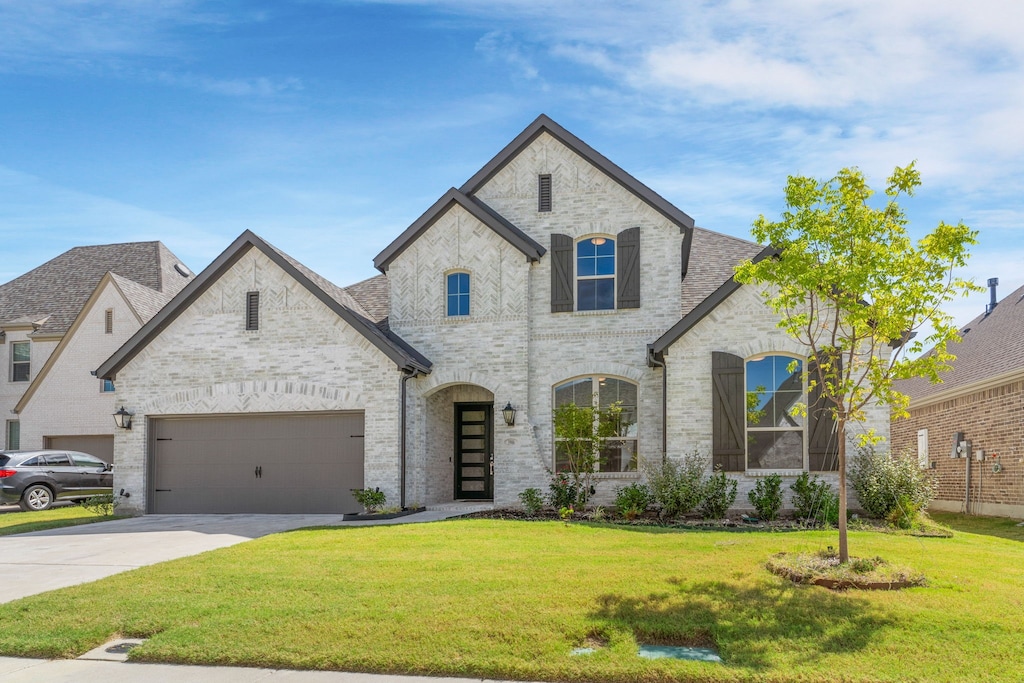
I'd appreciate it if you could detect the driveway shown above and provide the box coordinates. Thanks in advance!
[0,512,459,603]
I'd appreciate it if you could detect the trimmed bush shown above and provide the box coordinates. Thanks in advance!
[643,450,707,518]
[614,483,653,520]
[518,488,544,516]
[747,473,783,521]
[790,472,839,523]
[850,445,934,521]
[699,470,737,519]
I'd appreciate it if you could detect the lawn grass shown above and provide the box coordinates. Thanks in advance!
[0,505,115,536]
[0,517,1021,682]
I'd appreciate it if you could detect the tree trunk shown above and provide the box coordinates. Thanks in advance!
[837,416,849,563]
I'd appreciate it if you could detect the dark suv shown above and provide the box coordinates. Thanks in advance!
[0,450,112,511]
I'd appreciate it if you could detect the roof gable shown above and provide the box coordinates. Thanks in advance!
[374,188,545,273]
[97,231,431,380]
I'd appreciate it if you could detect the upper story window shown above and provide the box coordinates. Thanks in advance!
[447,272,470,317]
[101,379,115,393]
[577,237,616,311]
[10,341,29,382]
[553,375,638,473]
[538,174,552,212]
[745,354,805,471]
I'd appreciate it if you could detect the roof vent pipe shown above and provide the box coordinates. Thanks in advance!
[985,278,999,315]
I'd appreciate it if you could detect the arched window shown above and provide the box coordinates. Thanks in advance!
[446,272,470,317]
[576,236,615,311]
[745,354,805,470]
[553,375,637,473]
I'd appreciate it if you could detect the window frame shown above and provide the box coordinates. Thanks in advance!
[100,378,115,393]
[445,271,471,318]
[552,374,638,475]
[10,341,29,382]
[744,353,807,473]
[5,420,19,450]
[575,235,616,312]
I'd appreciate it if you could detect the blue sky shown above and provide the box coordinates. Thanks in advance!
[2,0,1021,332]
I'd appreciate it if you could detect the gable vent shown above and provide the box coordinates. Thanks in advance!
[104,309,113,334]
[245,291,260,331]
[538,174,552,212]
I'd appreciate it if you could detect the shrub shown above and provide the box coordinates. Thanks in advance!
[790,472,839,523]
[886,494,924,530]
[547,472,584,511]
[81,494,116,516]
[614,483,653,520]
[850,445,934,521]
[351,487,386,513]
[643,450,707,518]
[699,469,737,519]
[518,488,544,516]
[747,474,783,521]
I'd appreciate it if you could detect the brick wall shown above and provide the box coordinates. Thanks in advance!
[891,378,1024,518]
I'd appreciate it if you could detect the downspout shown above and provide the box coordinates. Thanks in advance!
[400,368,415,509]
[964,452,971,514]
[647,345,667,462]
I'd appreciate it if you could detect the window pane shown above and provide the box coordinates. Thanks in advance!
[12,343,30,362]
[748,431,803,470]
[599,378,638,437]
[72,454,104,467]
[44,454,71,466]
[447,274,470,316]
[773,391,804,427]
[102,379,116,393]
[578,278,614,311]
[600,440,637,472]
[554,378,592,407]
[6,422,18,450]
[12,364,29,382]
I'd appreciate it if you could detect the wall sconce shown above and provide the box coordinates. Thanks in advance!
[113,406,134,430]
[501,401,517,427]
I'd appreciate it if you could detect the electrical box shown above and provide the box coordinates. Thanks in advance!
[975,448,985,462]
[950,432,964,458]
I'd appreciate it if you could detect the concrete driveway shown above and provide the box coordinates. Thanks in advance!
[0,511,458,603]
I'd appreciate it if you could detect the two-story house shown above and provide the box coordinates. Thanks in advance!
[98,115,886,515]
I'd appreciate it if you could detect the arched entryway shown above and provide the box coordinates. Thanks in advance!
[423,383,495,504]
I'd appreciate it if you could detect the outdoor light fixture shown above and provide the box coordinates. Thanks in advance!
[502,401,517,427]
[591,237,606,246]
[113,406,134,430]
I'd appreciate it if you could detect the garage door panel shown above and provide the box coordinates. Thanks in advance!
[151,413,364,514]
[45,435,114,464]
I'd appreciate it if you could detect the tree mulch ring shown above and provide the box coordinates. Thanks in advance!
[766,551,927,591]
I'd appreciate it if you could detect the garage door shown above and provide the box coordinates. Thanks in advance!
[150,413,364,514]
[44,435,114,464]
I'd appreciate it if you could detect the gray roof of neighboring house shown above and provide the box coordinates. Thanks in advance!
[896,281,1024,402]
[0,241,192,336]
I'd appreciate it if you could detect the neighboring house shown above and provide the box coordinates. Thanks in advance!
[1,243,193,461]
[892,280,1024,518]
[98,115,887,515]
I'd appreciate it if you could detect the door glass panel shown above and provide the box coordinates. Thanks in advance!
[462,452,485,464]
[461,438,485,450]
[462,481,485,491]
[461,424,485,436]
[462,467,485,478]
[462,411,485,422]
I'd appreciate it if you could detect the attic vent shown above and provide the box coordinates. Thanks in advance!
[245,292,259,331]
[174,263,191,277]
[538,174,552,212]
[961,327,971,335]
[104,309,113,334]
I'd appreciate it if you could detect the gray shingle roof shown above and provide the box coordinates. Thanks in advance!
[344,274,389,324]
[680,227,765,318]
[0,241,192,336]
[896,281,1024,403]
[109,273,174,323]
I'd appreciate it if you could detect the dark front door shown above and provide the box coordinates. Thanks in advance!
[455,403,493,500]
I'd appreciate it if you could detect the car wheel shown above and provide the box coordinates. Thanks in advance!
[20,485,54,512]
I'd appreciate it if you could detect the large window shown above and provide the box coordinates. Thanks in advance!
[553,375,637,473]
[576,237,615,311]
[10,341,29,382]
[447,272,470,317]
[745,354,804,470]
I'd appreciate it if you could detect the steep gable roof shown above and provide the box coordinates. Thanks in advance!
[344,274,390,324]
[0,241,192,337]
[374,188,545,273]
[461,114,696,233]
[896,281,1024,405]
[97,231,431,380]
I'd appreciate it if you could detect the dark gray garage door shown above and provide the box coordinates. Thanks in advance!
[150,413,364,514]
[44,435,114,464]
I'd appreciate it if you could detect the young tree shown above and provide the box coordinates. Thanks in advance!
[735,163,980,562]
[552,398,624,508]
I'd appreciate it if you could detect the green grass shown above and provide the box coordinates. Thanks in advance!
[0,517,1021,682]
[0,505,115,536]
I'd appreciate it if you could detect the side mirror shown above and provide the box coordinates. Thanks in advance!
[103,463,114,472]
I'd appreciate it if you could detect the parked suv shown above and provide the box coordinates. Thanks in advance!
[0,450,113,511]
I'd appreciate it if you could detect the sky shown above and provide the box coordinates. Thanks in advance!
[2,0,1022,340]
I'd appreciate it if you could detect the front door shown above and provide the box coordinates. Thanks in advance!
[455,403,493,500]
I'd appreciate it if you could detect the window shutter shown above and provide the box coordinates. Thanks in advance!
[711,351,745,471]
[538,174,552,212]
[246,291,260,331]
[550,234,574,312]
[807,356,840,471]
[617,227,640,309]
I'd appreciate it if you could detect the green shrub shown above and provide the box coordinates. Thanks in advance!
[850,445,934,521]
[699,470,737,519]
[614,483,652,520]
[81,494,116,516]
[643,450,707,518]
[518,488,544,516]
[351,487,386,513]
[547,472,585,510]
[886,494,924,530]
[790,472,839,523]
[747,473,783,521]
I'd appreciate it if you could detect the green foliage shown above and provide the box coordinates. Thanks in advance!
[886,495,925,530]
[517,488,544,516]
[351,487,386,513]
[551,398,623,508]
[850,445,935,521]
[699,470,738,519]
[547,472,584,510]
[80,494,116,516]
[614,483,652,520]
[790,472,839,524]
[643,450,707,518]
[747,474,783,521]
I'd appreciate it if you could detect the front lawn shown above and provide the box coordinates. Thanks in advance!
[0,517,1021,682]
[0,505,115,536]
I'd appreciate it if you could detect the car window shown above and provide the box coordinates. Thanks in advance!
[19,456,41,466]
[71,453,105,468]
[43,453,72,466]
[0,455,9,466]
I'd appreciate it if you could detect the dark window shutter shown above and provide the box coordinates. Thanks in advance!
[807,356,841,471]
[617,227,640,309]
[550,234,574,312]
[538,174,552,212]
[246,291,260,331]
[711,351,745,472]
